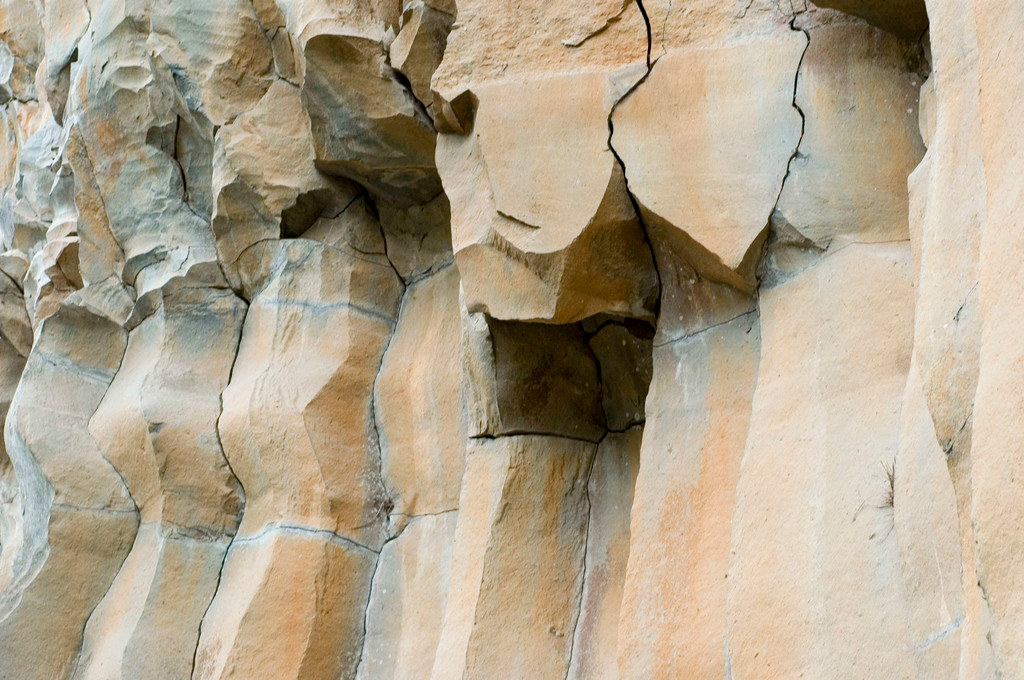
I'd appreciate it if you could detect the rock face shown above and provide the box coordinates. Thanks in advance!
[1,0,1022,679]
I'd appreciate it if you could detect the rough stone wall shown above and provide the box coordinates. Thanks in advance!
[0,0,1016,678]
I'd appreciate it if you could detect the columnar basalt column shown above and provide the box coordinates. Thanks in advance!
[0,289,137,680]
[73,277,245,680]
[192,239,402,680]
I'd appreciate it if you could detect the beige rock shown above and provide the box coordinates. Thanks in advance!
[728,244,915,680]
[193,238,402,680]
[894,361,965,680]
[0,293,137,680]
[0,0,41,101]
[376,264,465,522]
[906,2,993,674]
[358,512,458,680]
[612,33,804,288]
[300,28,440,205]
[68,8,219,296]
[193,529,377,680]
[149,0,275,126]
[430,435,593,680]
[776,13,925,248]
[568,427,642,680]
[389,1,454,113]
[39,0,89,121]
[211,79,348,276]
[73,525,231,680]
[73,279,245,679]
[617,312,759,679]
[6,0,1024,678]
[967,1,1024,675]
[432,0,656,324]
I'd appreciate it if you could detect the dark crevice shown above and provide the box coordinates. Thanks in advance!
[353,263,409,674]
[606,16,661,330]
[563,443,598,680]
[582,326,610,434]
[470,431,604,446]
[635,0,652,69]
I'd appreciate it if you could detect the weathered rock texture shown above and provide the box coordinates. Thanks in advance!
[0,0,1018,678]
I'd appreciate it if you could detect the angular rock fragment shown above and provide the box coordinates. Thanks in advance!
[432,0,657,324]
[612,11,804,291]
[301,31,440,205]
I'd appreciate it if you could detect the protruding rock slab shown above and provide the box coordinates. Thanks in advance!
[612,34,805,289]
[437,71,658,324]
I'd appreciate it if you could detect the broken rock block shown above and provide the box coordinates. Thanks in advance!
[612,27,804,291]
[431,0,656,324]
[436,71,658,324]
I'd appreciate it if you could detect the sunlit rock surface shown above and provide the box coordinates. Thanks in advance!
[1,0,1022,679]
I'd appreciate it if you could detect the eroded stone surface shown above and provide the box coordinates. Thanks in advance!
[0,1,1022,679]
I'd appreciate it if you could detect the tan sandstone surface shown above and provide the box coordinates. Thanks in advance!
[0,0,1020,678]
